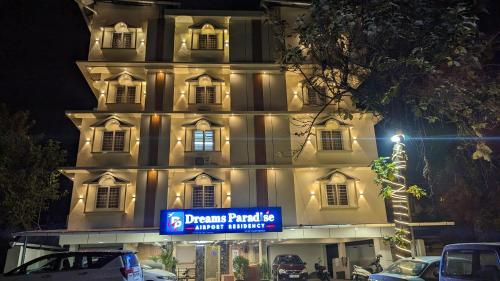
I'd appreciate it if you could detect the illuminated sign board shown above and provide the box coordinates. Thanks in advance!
[160,207,282,235]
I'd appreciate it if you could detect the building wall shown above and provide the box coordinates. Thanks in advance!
[66,5,387,232]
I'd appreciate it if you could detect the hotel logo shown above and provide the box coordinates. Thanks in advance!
[167,211,184,233]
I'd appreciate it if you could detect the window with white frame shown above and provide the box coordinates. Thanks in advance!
[95,186,121,209]
[195,86,216,104]
[193,130,214,151]
[325,184,348,206]
[101,22,137,49]
[190,23,224,50]
[192,185,215,208]
[111,32,133,48]
[321,130,343,150]
[115,85,137,104]
[102,131,126,151]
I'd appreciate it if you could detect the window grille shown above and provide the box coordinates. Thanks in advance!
[111,32,133,48]
[101,131,126,152]
[321,130,343,150]
[326,184,348,206]
[199,34,218,50]
[195,86,216,104]
[192,185,215,208]
[95,186,121,209]
[193,130,214,151]
[115,86,126,103]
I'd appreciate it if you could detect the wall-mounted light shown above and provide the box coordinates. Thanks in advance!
[132,194,136,200]
[176,193,181,198]
[226,192,231,197]
[225,40,229,47]
[293,90,298,96]
[310,191,316,196]
[85,138,91,144]
[225,137,230,144]
[180,90,185,97]
[359,191,364,196]
[177,137,182,144]
[136,138,140,144]
[225,91,230,97]
[352,136,357,140]
[307,137,312,144]
[78,195,84,201]
[181,38,187,47]
[140,38,145,45]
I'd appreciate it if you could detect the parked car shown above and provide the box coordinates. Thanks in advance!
[1,250,143,281]
[142,265,177,281]
[272,254,308,280]
[440,243,500,281]
[368,256,440,281]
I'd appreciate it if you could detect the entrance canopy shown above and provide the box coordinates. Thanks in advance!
[14,222,454,245]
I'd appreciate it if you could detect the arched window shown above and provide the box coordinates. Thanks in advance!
[90,117,134,153]
[189,21,226,50]
[185,74,224,105]
[83,172,130,213]
[182,118,223,152]
[101,22,138,49]
[104,72,145,104]
[317,170,358,208]
[182,172,224,208]
[314,116,353,151]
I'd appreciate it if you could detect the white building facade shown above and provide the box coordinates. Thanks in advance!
[8,1,411,279]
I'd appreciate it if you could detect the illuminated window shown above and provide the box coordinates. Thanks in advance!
[193,130,214,151]
[326,184,348,206]
[96,186,121,209]
[195,86,216,104]
[102,131,126,151]
[321,130,343,150]
[192,185,215,208]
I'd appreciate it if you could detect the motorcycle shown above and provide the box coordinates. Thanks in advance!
[352,254,383,281]
[314,263,331,281]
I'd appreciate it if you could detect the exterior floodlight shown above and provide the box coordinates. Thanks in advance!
[391,134,404,143]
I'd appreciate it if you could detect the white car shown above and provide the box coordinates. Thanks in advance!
[1,251,143,281]
[142,265,177,281]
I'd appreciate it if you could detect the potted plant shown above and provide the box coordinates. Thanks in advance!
[233,256,249,281]
[152,243,178,273]
[259,260,271,281]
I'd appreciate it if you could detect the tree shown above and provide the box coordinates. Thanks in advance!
[272,0,499,240]
[0,104,66,231]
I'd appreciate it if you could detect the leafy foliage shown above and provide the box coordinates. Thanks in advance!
[384,229,410,248]
[152,243,178,272]
[272,0,499,240]
[407,185,427,199]
[233,256,249,281]
[259,259,271,280]
[0,104,66,231]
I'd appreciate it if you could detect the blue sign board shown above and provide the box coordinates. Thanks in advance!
[160,207,282,235]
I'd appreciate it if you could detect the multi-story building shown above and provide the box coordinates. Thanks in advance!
[9,0,417,279]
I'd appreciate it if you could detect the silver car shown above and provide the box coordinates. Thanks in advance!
[1,251,143,281]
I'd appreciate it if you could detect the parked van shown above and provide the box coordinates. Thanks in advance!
[440,243,500,281]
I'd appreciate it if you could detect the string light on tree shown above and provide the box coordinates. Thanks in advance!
[390,134,414,259]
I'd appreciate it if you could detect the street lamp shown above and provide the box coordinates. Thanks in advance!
[390,133,415,259]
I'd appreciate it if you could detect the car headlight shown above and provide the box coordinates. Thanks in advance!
[278,268,286,274]
[300,268,308,274]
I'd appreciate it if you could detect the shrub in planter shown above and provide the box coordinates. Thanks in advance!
[233,256,249,281]
[259,260,271,280]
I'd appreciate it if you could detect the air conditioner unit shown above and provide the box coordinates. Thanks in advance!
[194,156,210,166]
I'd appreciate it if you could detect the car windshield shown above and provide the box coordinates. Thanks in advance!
[277,255,303,264]
[385,259,428,276]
